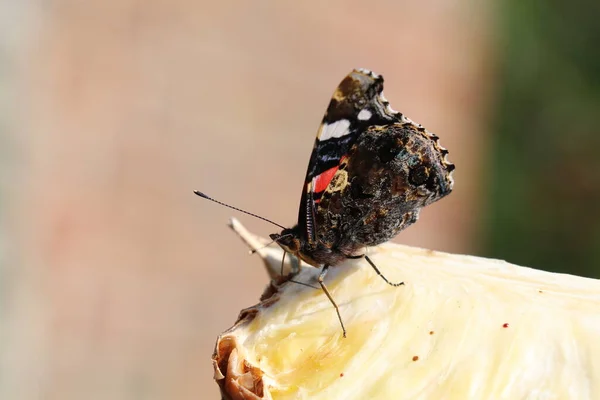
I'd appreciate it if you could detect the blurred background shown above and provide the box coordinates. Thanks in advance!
[0,1,598,399]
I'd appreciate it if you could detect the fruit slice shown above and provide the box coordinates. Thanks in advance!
[214,219,600,400]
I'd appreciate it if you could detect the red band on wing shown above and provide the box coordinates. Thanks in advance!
[313,155,348,197]
[313,165,339,194]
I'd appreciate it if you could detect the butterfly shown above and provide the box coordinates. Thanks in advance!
[268,69,454,337]
[196,69,454,337]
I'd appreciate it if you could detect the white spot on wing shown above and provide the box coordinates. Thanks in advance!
[357,109,372,121]
[319,119,351,141]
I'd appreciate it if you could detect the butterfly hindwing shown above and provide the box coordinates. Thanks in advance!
[314,122,454,250]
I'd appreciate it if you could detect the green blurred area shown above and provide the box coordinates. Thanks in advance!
[487,0,600,277]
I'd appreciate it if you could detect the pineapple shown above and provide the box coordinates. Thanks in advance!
[213,219,600,399]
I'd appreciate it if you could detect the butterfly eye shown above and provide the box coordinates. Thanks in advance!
[409,166,430,186]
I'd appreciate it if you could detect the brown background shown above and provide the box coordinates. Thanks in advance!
[0,1,492,399]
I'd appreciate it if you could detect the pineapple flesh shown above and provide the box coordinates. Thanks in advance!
[213,219,600,400]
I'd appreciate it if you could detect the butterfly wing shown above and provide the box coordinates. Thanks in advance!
[310,75,455,252]
[297,69,402,244]
[315,122,455,252]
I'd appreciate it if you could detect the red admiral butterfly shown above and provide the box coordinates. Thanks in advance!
[196,69,454,337]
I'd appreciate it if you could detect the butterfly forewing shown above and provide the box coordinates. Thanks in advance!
[297,69,401,244]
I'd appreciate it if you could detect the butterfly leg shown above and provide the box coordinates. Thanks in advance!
[318,265,347,338]
[280,252,319,289]
[290,280,320,290]
[280,252,303,276]
[364,255,405,287]
[280,251,287,276]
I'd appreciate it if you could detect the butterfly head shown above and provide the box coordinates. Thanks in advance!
[269,228,302,255]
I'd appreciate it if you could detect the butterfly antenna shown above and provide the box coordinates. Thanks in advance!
[194,191,287,230]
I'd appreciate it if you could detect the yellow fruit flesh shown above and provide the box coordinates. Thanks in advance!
[214,219,600,400]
